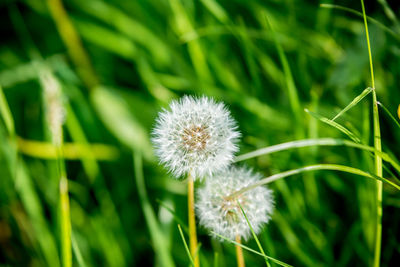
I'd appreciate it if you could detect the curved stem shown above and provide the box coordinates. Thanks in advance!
[188,174,200,267]
[235,235,245,267]
[228,164,399,199]
[360,1,383,266]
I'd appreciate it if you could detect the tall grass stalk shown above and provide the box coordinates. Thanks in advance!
[133,151,175,267]
[187,174,200,267]
[360,1,383,266]
[55,130,72,267]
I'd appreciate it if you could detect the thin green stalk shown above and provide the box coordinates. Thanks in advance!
[187,174,200,267]
[0,86,15,137]
[177,224,195,266]
[264,14,303,138]
[234,138,400,176]
[133,151,175,267]
[228,164,399,199]
[71,231,87,267]
[377,102,400,130]
[360,1,383,266]
[211,232,293,267]
[56,143,72,267]
[320,4,400,42]
[238,202,270,267]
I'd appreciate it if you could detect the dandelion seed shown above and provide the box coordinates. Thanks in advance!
[196,166,274,241]
[152,95,240,179]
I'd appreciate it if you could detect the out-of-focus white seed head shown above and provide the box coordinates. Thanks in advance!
[196,166,274,241]
[40,70,66,146]
[152,95,240,179]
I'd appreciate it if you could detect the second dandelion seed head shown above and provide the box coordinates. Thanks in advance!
[196,166,274,241]
[152,95,240,179]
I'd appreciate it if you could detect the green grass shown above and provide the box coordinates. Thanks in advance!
[1,0,400,266]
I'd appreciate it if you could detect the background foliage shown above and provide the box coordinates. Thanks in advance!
[1,0,400,266]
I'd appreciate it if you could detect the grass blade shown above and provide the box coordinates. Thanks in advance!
[238,202,271,267]
[71,231,87,267]
[331,87,373,121]
[0,86,15,136]
[320,4,400,42]
[360,1,383,266]
[133,150,175,267]
[377,102,400,130]
[211,232,293,267]
[229,164,400,199]
[235,138,400,178]
[263,13,303,138]
[177,224,195,266]
[16,137,118,161]
[305,109,361,143]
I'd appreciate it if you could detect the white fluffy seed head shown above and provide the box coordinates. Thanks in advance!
[152,95,240,180]
[196,166,274,241]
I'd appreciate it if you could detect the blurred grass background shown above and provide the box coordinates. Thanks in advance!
[1,0,400,266]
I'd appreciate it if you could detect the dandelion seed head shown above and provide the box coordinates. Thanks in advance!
[196,166,274,241]
[152,95,240,179]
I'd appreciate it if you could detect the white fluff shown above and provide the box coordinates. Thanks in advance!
[152,95,240,179]
[196,166,274,241]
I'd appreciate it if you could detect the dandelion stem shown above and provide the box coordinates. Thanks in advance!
[235,235,245,267]
[360,1,383,266]
[188,174,200,267]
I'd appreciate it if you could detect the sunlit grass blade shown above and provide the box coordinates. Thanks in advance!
[16,137,119,161]
[377,102,400,130]
[71,231,87,267]
[45,0,99,89]
[229,164,400,199]
[235,138,400,177]
[331,87,373,121]
[211,232,293,267]
[360,1,383,266]
[263,13,303,138]
[305,109,361,143]
[177,224,195,266]
[238,202,271,267]
[0,86,15,136]
[133,150,175,267]
[92,87,153,160]
[320,4,400,42]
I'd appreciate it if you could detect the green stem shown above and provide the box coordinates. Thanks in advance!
[56,143,72,267]
[360,1,383,266]
[228,164,398,199]
[188,174,200,267]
